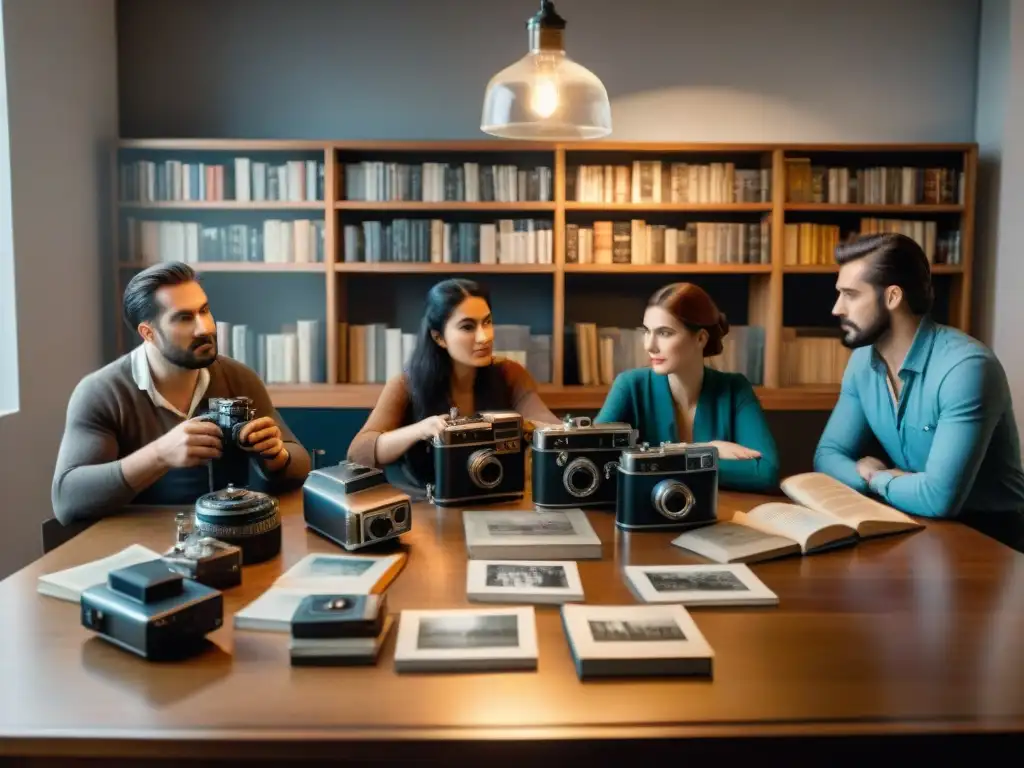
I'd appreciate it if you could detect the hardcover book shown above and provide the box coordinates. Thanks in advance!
[462,508,602,560]
[37,544,164,603]
[560,603,714,679]
[672,472,924,564]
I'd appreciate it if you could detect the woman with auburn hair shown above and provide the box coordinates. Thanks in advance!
[595,282,780,492]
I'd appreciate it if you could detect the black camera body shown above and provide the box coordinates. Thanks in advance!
[615,442,719,532]
[80,560,223,660]
[303,461,412,550]
[195,396,257,491]
[532,415,638,509]
[427,408,525,507]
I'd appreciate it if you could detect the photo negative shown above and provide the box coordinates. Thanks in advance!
[588,618,686,643]
[646,569,750,593]
[417,613,520,650]
[307,556,375,578]
[486,512,574,537]
[485,563,569,589]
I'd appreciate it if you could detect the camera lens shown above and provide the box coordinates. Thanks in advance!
[368,516,394,540]
[563,457,599,498]
[652,479,695,520]
[392,505,408,525]
[468,449,504,490]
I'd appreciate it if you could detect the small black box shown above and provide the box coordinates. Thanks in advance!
[290,593,386,640]
[162,537,243,590]
[107,560,185,603]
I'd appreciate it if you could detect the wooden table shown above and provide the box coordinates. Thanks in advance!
[2,489,1024,764]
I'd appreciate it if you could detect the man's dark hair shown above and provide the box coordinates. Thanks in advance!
[834,233,934,316]
[122,261,198,332]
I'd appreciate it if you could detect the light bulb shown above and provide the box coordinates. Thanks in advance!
[530,76,560,118]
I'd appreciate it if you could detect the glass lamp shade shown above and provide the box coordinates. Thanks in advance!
[481,49,612,140]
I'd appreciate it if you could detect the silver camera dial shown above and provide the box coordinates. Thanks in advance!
[468,448,504,490]
[651,478,696,520]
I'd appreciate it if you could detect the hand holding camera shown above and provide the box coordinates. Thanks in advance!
[416,414,449,442]
[153,418,223,469]
[237,416,286,459]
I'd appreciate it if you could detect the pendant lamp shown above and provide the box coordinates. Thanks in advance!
[481,0,612,140]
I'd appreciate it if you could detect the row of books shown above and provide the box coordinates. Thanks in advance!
[567,162,772,204]
[338,322,552,385]
[342,161,553,203]
[342,219,554,265]
[119,158,326,203]
[783,219,962,266]
[570,323,765,387]
[215,320,326,384]
[566,220,771,266]
[780,328,852,386]
[784,159,964,205]
[123,218,326,265]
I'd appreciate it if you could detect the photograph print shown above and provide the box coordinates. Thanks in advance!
[306,555,376,578]
[417,613,520,650]
[588,618,686,643]
[485,563,569,589]
[646,569,750,593]
[486,512,574,537]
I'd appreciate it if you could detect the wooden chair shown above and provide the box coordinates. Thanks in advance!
[40,516,94,554]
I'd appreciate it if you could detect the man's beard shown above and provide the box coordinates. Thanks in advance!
[155,329,217,369]
[839,297,891,349]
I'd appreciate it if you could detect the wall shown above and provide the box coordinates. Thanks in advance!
[975,0,1024,437]
[0,0,118,578]
[112,0,984,487]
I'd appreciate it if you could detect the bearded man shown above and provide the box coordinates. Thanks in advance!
[813,233,1024,522]
[51,262,311,525]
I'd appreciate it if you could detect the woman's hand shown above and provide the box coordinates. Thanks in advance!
[417,415,449,442]
[706,440,762,460]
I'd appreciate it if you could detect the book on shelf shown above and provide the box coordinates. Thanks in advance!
[671,472,924,564]
[570,322,764,387]
[567,160,771,204]
[343,218,553,265]
[566,219,770,266]
[784,218,961,267]
[784,158,964,205]
[780,327,850,387]
[560,603,714,680]
[233,552,407,633]
[123,218,326,265]
[339,323,551,385]
[215,320,326,385]
[37,544,165,603]
[119,157,325,202]
[342,160,552,202]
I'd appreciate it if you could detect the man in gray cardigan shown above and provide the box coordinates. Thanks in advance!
[51,262,312,525]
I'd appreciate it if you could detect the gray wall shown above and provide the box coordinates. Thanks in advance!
[976,0,1024,438]
[118,0,980,142]
[0,0,118,578]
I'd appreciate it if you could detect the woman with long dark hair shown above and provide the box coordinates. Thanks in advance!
[595,282,780,492]
[347,278,560,488]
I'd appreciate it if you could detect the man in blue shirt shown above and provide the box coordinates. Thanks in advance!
[813,233,1024,521]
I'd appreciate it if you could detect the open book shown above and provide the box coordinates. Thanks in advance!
[233,552,407,632]
[672,472,924,564]
[37,544,165,603]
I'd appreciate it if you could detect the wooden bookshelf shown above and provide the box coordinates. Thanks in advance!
[113,140,977,412]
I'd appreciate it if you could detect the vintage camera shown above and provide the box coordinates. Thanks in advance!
[80,560,224,661]
[191,484,282,565]
[195,396,257,491]
[303,461,412,551]
[161,510,243,589]
[532,415,638,509]
[615,442,719,532]
[426,408,525,507]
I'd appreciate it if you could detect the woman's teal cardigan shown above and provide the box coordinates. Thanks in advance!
[594,366,780,493]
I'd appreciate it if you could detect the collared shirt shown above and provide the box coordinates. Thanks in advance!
[813,316,1024,518]
[130,343,210,419]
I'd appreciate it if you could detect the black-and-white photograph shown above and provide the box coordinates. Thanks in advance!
[486,513,574,537]
[485,564,569,589]
[417,613,520,650]
[646,569,750,593]
[307,556,375,578]
[588,618,686,643]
